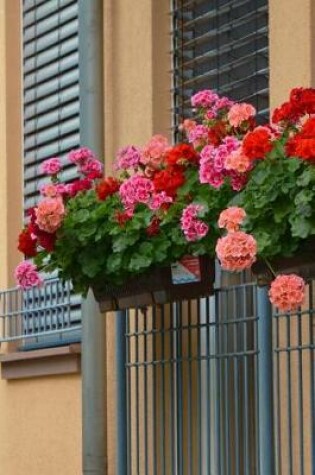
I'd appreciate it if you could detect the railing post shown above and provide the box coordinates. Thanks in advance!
[115,310,127,475]
[78,0,105,472]
[257,285,275,474]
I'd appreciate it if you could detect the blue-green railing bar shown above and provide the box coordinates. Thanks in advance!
[78,0,106,473]
[115,310,128,475]
[257,285,275,474]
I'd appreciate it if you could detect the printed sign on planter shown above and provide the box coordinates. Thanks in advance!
[171,256,201,285]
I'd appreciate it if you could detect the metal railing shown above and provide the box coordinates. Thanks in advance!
[123,281,315,474]
[0,278,81,349]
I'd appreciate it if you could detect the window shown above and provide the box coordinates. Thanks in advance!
[21,0,82,348]
[172,0,269,137]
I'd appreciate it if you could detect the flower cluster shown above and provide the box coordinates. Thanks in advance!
[40,157,62,176]
[14,86,315,310]
[272,87,315,125]
[15,261,43,289]
[269,274,305,312]
[180,204,209,242]
[218,207,246,232]
[286,117,315,162]
[216,207,257,271]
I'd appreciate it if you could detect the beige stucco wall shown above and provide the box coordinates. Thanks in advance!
[0,2,82,474]
[103,0,171,472]
[269,0,315,107]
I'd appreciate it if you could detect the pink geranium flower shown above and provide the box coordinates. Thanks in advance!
[119,174,154,208]
[269,274,306,312]
[14,261,43,289]
[40,157,62,175]
[79,157,103,176]
[115,145,142,170]
[181,204,209,241]
[191,90,219,108]
[68,147,95,165]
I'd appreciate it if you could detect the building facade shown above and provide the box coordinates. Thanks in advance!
[0,0,314,474]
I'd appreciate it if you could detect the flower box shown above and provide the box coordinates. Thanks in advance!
[251,239,315,286]
[92,255,215,311]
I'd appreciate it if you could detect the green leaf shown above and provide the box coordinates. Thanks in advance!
[74,209,90,223]
[113,233,139,252]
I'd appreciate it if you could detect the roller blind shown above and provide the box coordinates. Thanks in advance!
[22,0,82,347]
[172,0,269,135]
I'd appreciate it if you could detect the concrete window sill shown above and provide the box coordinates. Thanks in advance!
[0,344,81,380]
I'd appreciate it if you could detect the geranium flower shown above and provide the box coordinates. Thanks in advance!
[218,207,246,232]
[14,261,43,289]
[18,228,37,257]
[242,126,273,160]
[216,231,257,271]
[269,274,305,312]
[96,177,120,201]
[40,157,62,175]
[35,198,65,233]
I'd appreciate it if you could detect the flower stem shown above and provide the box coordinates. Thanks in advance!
[263,259,277,279]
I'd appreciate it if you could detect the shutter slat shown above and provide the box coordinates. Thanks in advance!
[24,17,78,58]
[24,83,79,120]
[23,0,77,29]
[24,36,78,74]
[24,53,79,91]
[24,101,79,134]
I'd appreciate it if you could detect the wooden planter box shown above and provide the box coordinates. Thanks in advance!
[92,255,215,312]
[252,239,315,286]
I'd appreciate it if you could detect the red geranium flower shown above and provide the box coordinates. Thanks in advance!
[166,144,199,166]
[207,121,227,146]
[153,166,185,197]
[27,210,57,252]
[68,178,93,197]
[37,231,57,252]
[146,216,160,236]
[18,228,37,257]
[286,117,315,161]
[96,177,120,201]
[290,87,315,115]
[243,127,273,160]
[272,101,301,124]
[115,210,133,227]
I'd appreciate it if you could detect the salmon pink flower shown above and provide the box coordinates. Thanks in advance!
[216,231,257,271]
[218,207,246,232]
[225,148,252,173]
[227,103,256,128]
[140,135,170,169]
[35,198,65,233]
[269,274,306,312]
